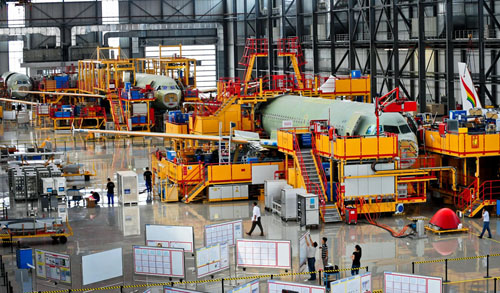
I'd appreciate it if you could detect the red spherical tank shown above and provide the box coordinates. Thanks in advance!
[429,208,461,230]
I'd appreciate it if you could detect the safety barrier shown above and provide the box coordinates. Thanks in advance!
[30,267,368,293]
[412,252,500,282]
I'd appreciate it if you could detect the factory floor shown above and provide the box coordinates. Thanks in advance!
[1,122,500,293]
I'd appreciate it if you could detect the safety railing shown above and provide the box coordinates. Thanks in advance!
[30,266,368,293]
[476,179,500,204]
[412,253,500,283]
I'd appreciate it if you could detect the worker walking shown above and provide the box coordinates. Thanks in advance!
[106,178,115,205]
[479,208,492,239]
[305,235,318,281]
[351,245,362,275]
[143,167,153,199]
[321,237,329,269]
[246,202,264,236]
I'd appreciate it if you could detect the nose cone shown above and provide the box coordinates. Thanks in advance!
[163,93,179,109]
[398,135,419,169]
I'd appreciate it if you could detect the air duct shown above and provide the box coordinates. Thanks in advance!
[71,23,224,50]
[0,27,61,46]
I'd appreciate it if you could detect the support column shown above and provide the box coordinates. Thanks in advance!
[417,0,426,113]
[369,0,377,96]
[478,0,486,106]
[445,0,455,110]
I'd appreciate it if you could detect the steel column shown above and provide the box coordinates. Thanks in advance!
[445,0,455,110]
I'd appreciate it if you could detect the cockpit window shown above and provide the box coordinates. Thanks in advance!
[399,124,411,134]
[383,125,400,134]
[365,125,382,135]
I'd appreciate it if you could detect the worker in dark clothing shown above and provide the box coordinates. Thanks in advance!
[106,178,115,205]
[321,237,329,269]
[351,245,362,275]
[90,191,100,203]
[143,167,153,199]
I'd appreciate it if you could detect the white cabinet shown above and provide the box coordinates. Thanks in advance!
[117,171,139,204]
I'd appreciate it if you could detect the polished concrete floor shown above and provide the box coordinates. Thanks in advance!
[1,122,500,293]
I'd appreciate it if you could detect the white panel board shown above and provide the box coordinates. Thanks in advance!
[228,280,259,293]
[133,246,185,278]
[196,243,229,278]
[267,280,326,293]
[236,239,291,269]
[145,225,194,253]
[204,220,243,246]
[344,163,395,196]
[330,272,371,293]
[35,249,71,284]
[82,248,123,286]
[384,272,442,293]
[252,165,279,184]
[299,231,311,267]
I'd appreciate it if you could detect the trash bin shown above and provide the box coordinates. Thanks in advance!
[346,206,357,224]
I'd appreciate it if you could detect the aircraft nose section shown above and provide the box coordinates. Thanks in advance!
[163,93,179,108]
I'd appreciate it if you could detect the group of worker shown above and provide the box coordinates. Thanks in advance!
[244,201,363,281]
[85,167,153,206]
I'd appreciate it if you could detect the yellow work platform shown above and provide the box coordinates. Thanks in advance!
[424,129,500,157]
[277,129,398,160]
[424,225,469,235]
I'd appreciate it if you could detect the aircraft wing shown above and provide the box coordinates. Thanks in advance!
[0,97,39,105]
[72,128,249,144]
[14,90,106,98]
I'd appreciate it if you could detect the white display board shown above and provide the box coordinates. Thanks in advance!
[384,272,442,293]
[236,239,291,269]
[133,246,185,278]
[299,231,311,267]
[196,243,229,278]
[267,280,326,293]
[145,224,195,253]
[205,220,243,247]
[82,248,123,286]
[35,249,72,284]
[164,287,205,293]
[330,272,372,293]
[252,165,280,184]
[228,280,259,293]
[344,163,395,196]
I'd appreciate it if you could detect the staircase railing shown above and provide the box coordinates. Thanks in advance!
[311,133,330,200]
[180,162,205,202]
[456,180,476,210]
[292,134,326,222]
[476,180,500,204]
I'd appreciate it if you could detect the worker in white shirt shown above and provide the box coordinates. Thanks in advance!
[479,208,492,239]
[246,202,264,236]
[305,234,318,281]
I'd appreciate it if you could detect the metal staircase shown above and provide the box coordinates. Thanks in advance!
[299,148,342,223]
[109,96,129,131]
[460,180,500,217]
[182,176,208,203]
[182,166,208,203]
[293,134,341,223]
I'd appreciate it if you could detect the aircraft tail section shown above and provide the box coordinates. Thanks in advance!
[458,62,482,112]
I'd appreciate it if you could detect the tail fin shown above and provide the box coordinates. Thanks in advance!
[458,62,482,112]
